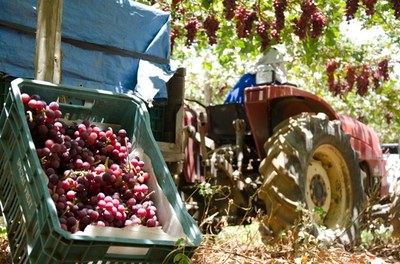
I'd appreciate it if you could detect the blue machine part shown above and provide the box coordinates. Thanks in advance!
[224,73,256,104]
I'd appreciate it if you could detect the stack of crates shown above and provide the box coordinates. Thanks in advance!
[0,78,202,263]
[148,68,185,143]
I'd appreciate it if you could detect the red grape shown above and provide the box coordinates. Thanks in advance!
[21,93,31,103]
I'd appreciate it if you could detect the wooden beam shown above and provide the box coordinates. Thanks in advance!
[34,0,63,83]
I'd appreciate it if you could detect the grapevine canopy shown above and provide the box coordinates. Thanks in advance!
[138,0,399,142]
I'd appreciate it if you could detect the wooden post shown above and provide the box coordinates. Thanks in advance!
[34,0,63,83]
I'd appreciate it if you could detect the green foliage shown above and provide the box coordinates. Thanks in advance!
[198,182,214,197]
[163,237,193,264]
[313,207,327,221]
[360,222,392,248]
[173,253,191,264]
[172,238,192,264]
[280,202,395,253]
[0,226,6,239]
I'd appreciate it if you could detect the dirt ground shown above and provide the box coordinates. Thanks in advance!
[1,223,400,263]
[191,224,400,264]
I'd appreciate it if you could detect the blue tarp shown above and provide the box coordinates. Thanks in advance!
[0,0,173,102]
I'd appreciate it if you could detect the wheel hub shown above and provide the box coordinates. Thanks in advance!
[306,159,331,214]
[310,174,327,206]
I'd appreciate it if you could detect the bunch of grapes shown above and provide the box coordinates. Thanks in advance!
[223,0,237,21]
[293,0,326,40]
[310,12,326,38]
[170,28,179,54]
[272,0,287,35]
[391,0,400,19]
[22,93,161,233]
[345,64,357,92]
[292,17,307,40]
[234,6,257,39]
[335,82,348,96]
[378,59,390,81]
[345,0,359,21]
[326,59,390,97]
[257,19,271,50]
[362,0,378,16]
[203,15,220,45]
[356,64,370,96]
[326,59,338,92]
[372,71,381,90]
[325,60,348,96]
[184,17,200,47]
[371,59,389,90]
[171,0,181,10]
[386,112,394,125]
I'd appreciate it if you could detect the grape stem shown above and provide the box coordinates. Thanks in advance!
[26,110,33,122]
[104,156,109,170]
[61,170,74,181]
[142,190,155,203]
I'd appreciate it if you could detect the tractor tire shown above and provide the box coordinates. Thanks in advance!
[258,112,365,244]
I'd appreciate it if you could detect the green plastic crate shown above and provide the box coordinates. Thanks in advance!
[0,79,202,264]
[0,73,15,110]
[148,104,166,142]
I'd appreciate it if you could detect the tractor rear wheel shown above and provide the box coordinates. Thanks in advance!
[258,113,365,244]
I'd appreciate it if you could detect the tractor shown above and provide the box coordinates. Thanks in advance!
[153,56,389,245]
